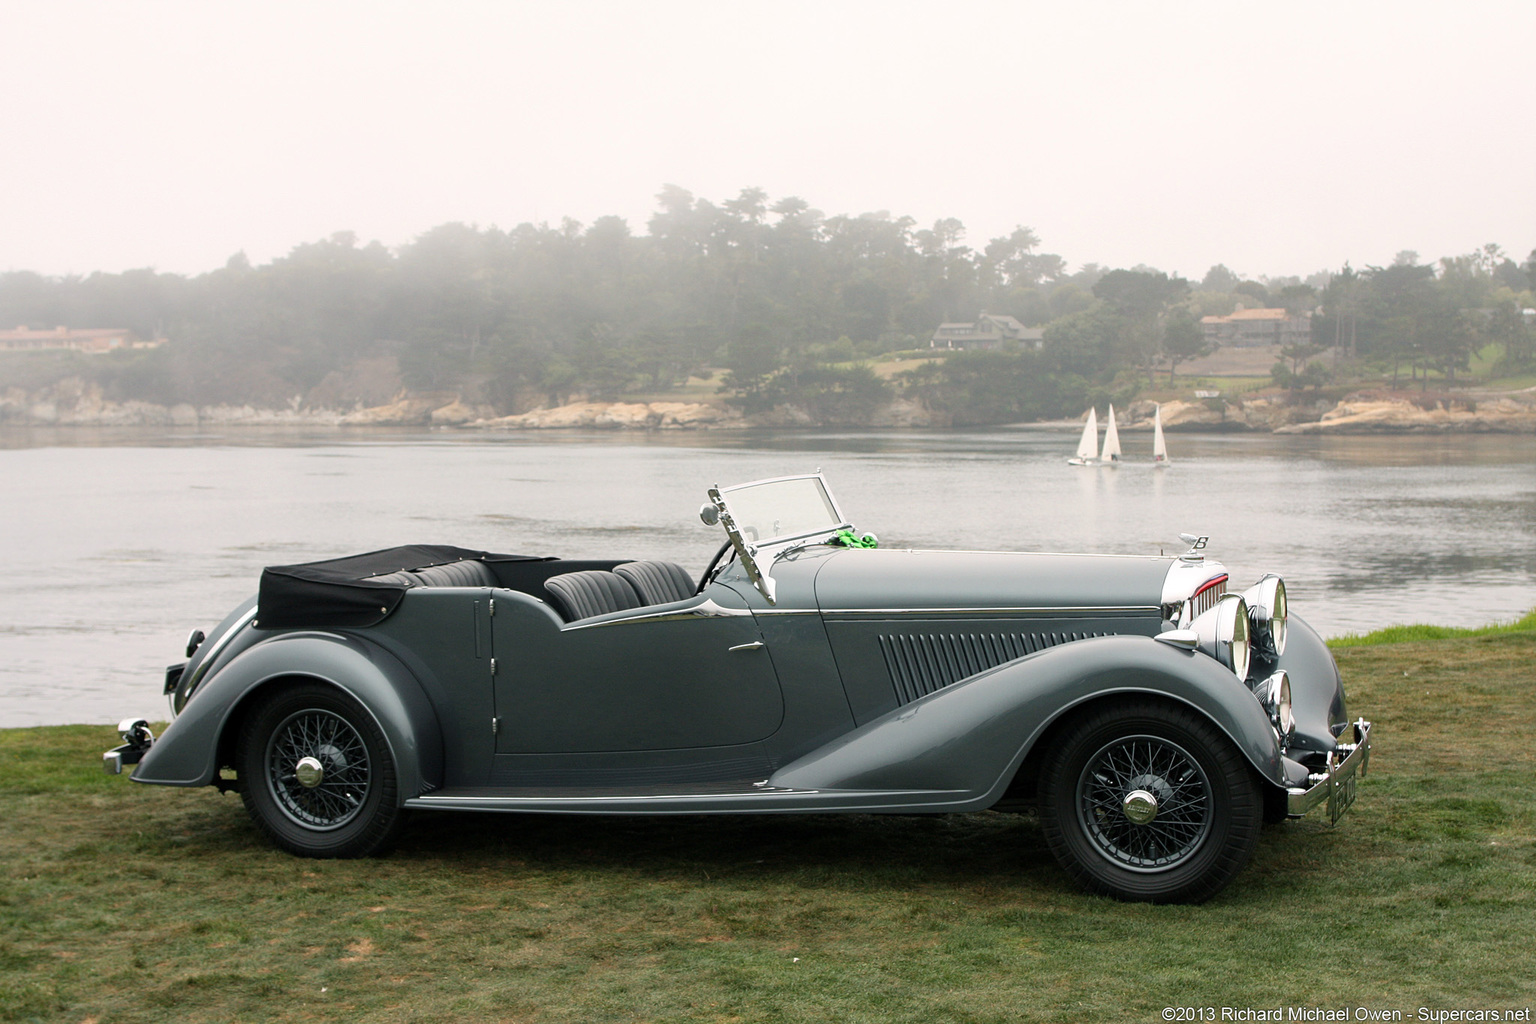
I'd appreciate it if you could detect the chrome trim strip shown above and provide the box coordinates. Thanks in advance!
[171,604,258,717]
[407,791,824,808]
[926,550,1171,560]
[403,786,970,812]
[1286,719,1371,822]
[559,598,754,632]
[822,605,1159,619]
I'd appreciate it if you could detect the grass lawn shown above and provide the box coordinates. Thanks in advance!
[3,623,1535,1023]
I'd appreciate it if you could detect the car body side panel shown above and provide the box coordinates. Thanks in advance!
[491,585,785,754]
[350,588,496,789]
[768,633,1286,804]
[131,632,443,799]
[822,611,1165,725]
[728,595,858,759]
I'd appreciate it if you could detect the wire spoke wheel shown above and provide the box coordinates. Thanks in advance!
[1039,700,1263,903]
[237,683,406,858]
[265,709,371,830]
[1077,735,1212,871]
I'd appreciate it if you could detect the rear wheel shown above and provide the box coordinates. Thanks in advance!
[237,682,406,858]
[1039,700,1262,903]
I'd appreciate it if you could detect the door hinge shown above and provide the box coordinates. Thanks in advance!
[489,598,495,616]
[490,657,498,676]
[492,716,500,735]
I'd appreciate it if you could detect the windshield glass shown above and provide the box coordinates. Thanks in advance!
[719,475,846,546]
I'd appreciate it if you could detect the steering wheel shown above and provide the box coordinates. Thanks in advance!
[696,538,735,594]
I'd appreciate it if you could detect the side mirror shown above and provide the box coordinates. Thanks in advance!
[699,502,720,527]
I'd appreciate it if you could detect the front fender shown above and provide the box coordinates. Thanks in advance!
[769,634,1283,807]
[1267,614,1347,755]
[132,631,444,801]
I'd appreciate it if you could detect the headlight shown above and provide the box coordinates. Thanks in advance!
[1256,670,1295,746]
[1242,574,1288,659]
[1190,594,1250,681]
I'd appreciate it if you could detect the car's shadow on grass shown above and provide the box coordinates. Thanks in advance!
[141,787,1354,902]
[387,807,1068,892]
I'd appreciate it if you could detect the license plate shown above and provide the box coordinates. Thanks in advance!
[1327,765,1358,825]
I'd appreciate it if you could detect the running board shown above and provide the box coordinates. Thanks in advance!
[404,783,970,815]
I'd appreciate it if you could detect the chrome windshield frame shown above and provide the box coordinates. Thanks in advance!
[707,473,852,604]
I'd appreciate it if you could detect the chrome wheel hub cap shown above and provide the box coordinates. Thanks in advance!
[294,756,325,788]
[1122,789,1158,825]
[265,709,371,830]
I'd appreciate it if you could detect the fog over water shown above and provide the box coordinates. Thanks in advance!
[4,1,1531,277]
[2,428,1532,727]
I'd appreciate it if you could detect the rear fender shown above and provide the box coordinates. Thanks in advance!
[769,634,1283,807]
[131,631,443,801]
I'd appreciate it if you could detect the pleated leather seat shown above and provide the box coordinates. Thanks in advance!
[410,560,499,588]
[544,570,644,622]
[367,560,498,588]
[614,560,696,606]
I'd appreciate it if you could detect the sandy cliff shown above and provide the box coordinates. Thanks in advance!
[475,401,744,429]
[1275,392,1536,434]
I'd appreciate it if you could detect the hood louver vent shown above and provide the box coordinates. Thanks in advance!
[878,631,1104,705]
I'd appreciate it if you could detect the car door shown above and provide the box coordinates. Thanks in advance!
[490,584,784,754]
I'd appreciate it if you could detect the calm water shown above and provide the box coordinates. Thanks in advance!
[3,425,1534,727]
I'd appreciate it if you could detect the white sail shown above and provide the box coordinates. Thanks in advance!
[1152,404,1170,466]
[1069,407,1098,464]
[1101,404,1122,463]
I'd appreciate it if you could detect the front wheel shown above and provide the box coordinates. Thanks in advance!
[237,682,406,858]
[1039,700,1263,903]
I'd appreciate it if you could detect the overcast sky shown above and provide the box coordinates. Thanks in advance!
[3,0,1532,282]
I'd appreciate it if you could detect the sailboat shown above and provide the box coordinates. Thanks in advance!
[1151,403,1170,467]
[1101,404,1122,466]
[1067,407,1098,465]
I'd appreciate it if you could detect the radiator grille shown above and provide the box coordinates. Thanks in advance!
[878,631,1105,705]
[1188,576,1229,620]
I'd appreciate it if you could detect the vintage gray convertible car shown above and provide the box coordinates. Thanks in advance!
[106,473,1370,903]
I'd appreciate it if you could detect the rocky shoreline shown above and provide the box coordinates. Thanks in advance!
[1119,392,1536,434]
[4,379,1533,434]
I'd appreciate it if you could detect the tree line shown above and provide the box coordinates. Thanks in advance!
[2,187,1531,425]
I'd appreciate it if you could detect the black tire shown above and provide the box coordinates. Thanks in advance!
[1038,700,1262,903]
[237,682,406,858]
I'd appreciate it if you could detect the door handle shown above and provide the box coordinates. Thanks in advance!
[728,641,766,653]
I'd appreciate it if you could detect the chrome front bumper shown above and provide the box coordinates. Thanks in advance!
[1286,718,1371,824]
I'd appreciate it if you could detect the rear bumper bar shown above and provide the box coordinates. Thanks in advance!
[1286,718,1371,823]
[103,719,155,775]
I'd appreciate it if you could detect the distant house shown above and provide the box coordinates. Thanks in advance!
[1199,308,1312,349]
[929,313,1044,351]
[0,326,166,354]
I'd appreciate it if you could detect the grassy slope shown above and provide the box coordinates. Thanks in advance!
[3,626,1535,1023]
[1330,608,1536,646]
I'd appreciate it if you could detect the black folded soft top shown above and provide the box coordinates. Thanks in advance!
[257,545,549,630]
